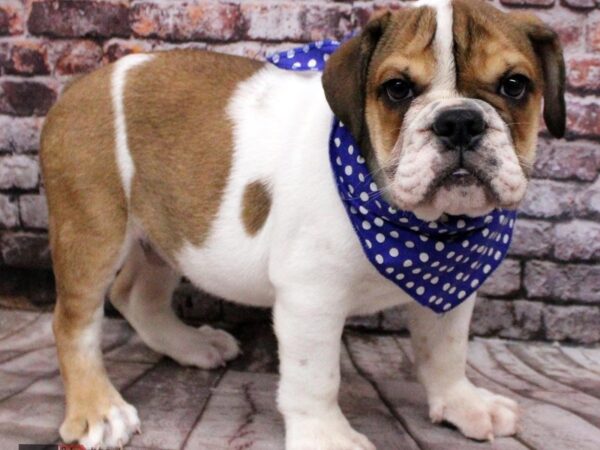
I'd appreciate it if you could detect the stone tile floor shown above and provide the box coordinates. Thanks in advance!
[0,310,599,449]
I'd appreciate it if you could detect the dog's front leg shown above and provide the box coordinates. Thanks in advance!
[274,289,375,450]
[407,295,519,441]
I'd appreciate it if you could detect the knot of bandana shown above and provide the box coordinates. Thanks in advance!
[268,40,517,314]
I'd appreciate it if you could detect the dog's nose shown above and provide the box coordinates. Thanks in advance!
[432,108,486,150]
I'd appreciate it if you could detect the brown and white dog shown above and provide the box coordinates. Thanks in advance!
[40,0,565,448]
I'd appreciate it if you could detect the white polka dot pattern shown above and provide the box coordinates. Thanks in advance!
[268,40,517,314]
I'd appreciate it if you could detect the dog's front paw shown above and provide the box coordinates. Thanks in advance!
[60,399,140,449]
[428,379,519,441]
[286,409,375,450]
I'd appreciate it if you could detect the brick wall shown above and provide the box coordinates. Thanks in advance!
[0,0,599,344]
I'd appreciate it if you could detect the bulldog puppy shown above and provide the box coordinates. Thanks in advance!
[40,0,565,448]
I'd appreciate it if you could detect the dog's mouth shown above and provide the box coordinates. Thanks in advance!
[442,168,480,186]
[436,165,493,192]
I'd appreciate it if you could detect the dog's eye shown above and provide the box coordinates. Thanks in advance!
[499,74,529,99]
[383,79,414,102]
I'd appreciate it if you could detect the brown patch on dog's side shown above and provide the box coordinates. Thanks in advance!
[124,50,265,258]
[241,180,271,236]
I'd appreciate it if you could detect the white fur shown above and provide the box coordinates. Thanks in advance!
[417,0,456,92]
[111,54,154,200]
[112,241,239,368]
[100,5,520,448]
[78,404,140,450]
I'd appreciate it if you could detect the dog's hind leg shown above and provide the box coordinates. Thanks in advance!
[109,240,239,368]
[41,67,142,448]
[46,179,140,448]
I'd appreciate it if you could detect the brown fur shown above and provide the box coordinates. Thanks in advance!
[124,50,264,260]
[452,0,565,165]
[40,49,264,443]
[40,62,130,441]
[241,180,272,235]
[366,7,437,162]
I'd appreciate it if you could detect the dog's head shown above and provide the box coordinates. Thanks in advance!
[323,0,565,221]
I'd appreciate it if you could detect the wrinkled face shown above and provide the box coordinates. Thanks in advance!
[323,0,565,221]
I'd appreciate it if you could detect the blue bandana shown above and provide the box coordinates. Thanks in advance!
[268,41,516,314]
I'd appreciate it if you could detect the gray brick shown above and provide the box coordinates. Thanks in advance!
[241,2,352,41]
[524,260,600,303]
[19,194,48,229]
[0,232,50,269]
[554,220,600,261]
[511,300,544,340]
[479,258,521,297]
[533,140,600,182]
[470,298,514,337]
[519,180,579,219]
[508,219,553,258]
[0,194,18,228]
[471,298,544,340]
[543,305,600,344]
[576,178,600,219]
[0,155,39,189]
[0,116,43,153]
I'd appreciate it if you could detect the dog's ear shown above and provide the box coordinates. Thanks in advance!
[322,12,391,145]
[512,13,566,138]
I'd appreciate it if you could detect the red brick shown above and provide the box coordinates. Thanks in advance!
[566,96,600,137]
[50,40,103,75]
[499,0,555,6]
[529,9,584,52]
[28,0,130,39]
[533,139,600,181]
[103,39,153,64]
[241,2,352,41]
[567,55,600,91]
[3,41,50,76]
[0,80,57,116]
[352,1,406,29]
[131,1,243,42]
[0,1,23,36]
